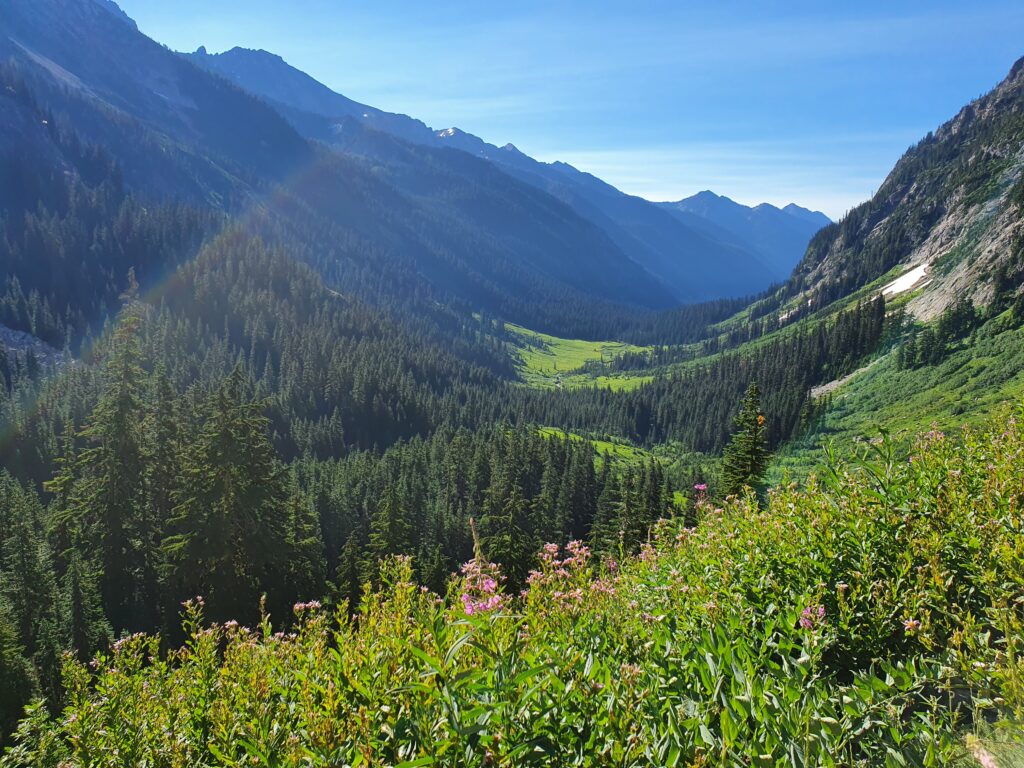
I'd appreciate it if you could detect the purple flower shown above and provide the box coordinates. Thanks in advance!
[799,604,826,630]
[693,483,707,492]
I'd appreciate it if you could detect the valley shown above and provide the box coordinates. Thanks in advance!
[0,0,1022,764]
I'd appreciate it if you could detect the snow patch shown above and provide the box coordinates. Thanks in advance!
[883,263,929,297]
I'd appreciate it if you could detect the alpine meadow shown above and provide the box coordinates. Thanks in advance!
[0,1,1023,765]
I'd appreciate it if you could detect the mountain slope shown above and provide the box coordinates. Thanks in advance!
[787,55,1024,320]
[1,0,685,337]
[1,0,312,183]
[661,191,830,279]
[187,46,783,301]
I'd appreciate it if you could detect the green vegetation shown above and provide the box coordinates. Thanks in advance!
[720,382,769,496]
[1,19,1023,764]
[779,311,1024,477]
[537,426,650,463]
[5,411,1023,766]
[504,322,652,390]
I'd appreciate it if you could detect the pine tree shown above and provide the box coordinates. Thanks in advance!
[480,484,534,588]
[282,481,327,612]
[62,550,112,663]
[333,533,366,612]
[55,309,147,631]
[162,365,289,623]
[0,476,65,699]
[140,365,179,629]
[721,382,770,497]
[368,485,414,564]
[0,597,37,745]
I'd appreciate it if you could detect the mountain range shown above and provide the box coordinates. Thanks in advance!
[188,44,829,297]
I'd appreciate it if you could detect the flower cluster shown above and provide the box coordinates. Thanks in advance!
[459,557,505,616]
[799,604,826,630]
[293,600,322,614]
[112,632,147,654]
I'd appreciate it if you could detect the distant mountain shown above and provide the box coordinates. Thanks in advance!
[782,203,832,229]
[188,46,785,301]
[1,0,689,338]
[660,191,830,280]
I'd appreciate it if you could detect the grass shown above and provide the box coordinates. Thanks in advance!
[775,313,1024,479]
[537,426,651,463]
[504,322,653,390]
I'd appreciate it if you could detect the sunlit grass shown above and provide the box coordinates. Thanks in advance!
[504,322,652,390]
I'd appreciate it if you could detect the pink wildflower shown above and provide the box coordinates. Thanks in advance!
[799,604,826,630]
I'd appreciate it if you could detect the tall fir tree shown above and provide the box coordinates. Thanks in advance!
[55,309,147,631]
[162,365,289,623]
[721,382,770,497]
[0,597,36,746]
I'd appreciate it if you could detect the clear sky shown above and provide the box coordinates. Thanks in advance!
[115,0,1023,219]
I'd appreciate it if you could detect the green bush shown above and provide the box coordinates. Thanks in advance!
[4,409,1024,766]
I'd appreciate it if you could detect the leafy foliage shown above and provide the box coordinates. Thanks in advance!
[4,412,1023,765]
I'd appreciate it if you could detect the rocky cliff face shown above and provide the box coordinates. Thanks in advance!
[789,56,1024,319]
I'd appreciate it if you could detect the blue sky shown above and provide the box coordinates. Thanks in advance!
[117,0,1023,218]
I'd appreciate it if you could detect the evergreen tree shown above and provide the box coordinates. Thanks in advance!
[0,476,65,699]
[282,483,327,610]
[0,597,36,746]
[140,365,179,629]
[162,365,289,623]
[368,485,415,564]
[341,533,367,607]
[721,383,770,497]
[62,550,111,663]
[56,309,147,631]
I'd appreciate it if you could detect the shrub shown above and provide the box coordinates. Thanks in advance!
[4,409,1024,766]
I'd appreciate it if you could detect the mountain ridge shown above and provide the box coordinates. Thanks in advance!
[660,190,831,280]
[786,53,1024,321]
[187,45,820,299]
[1,0,688,337]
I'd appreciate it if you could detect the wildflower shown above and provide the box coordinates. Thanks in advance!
[799,604,826,630]
[972,744,999,768]
[619,663,642,683]
[903,618,921,633]
[460,557,505,615]
[693,483,707,492]
[757,414,765,425]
